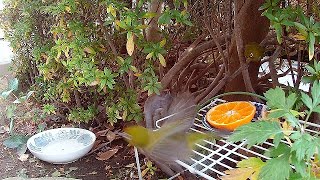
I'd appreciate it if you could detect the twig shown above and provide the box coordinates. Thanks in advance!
[195,64,225,103]
[204,0,228,73]
[268,46,282,87]
[86,142,110,156]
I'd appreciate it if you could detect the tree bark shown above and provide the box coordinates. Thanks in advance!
[146,0,162,42]
[224,0,270,100]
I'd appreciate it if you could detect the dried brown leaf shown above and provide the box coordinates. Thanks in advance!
[106,131,116,142]
[96,129,108,137]
[96,148,118,161]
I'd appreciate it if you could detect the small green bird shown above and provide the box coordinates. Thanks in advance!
[244,42,265,63]
[124,92,216,176]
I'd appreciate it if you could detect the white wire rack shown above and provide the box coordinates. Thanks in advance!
[156,98,320,180]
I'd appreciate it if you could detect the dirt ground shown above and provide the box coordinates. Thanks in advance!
[0,77,170,180]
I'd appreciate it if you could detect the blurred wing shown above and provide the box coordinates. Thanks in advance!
[143,135,192,176]
[159,91,197,135]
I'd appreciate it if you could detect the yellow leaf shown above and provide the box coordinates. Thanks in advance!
[53,32,57,40]
[41,53,48,60]
[64,47,69,58]
[134,73,142,77]
[126,33,134,56]
[90,80,99,86]
[84,47,95,54]
[117,56,124,63]
[141,168,148,177]
[158,53,166,67]
[222,168,255,180]
[56,51,61,61]
[67,31,72,38]
[222,157,265,180]
[130,65,138,72]
[146,52,153,59]
[281,121,292,136]
[290,33,306,41]
[115,20,120,31]
[107,5,116,17]
[65,6,71,13]
[160,38,166,47]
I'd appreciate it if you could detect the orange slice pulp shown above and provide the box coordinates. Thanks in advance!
[206,101,256,131]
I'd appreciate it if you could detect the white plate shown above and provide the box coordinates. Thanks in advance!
[27,128,96,164]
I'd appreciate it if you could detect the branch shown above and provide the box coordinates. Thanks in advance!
[195,64,225,103]
[268,46,282,87]
[161,37,228,89]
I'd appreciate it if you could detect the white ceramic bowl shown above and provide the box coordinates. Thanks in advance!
[27,128,96,164]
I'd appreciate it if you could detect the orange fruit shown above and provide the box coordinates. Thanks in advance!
[206,101,256,131]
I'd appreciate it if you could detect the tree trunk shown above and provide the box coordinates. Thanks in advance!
[225,0,270,100]
[146,0,162,42]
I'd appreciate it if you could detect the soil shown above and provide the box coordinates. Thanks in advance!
[0,78,194,180]
[0,131,160,180]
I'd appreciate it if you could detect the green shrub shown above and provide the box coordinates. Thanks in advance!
[0,0,193,124]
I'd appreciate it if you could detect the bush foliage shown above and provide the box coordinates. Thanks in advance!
[0,0,193,124]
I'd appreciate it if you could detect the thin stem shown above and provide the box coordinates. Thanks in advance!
[302,111,312,132]
[200,91,267,108]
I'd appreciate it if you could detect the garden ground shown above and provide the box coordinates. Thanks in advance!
[0,77,169,180]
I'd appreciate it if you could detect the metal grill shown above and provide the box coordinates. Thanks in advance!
[156,99,320,180]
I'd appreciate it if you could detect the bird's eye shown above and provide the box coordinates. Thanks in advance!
[250,53,254,58]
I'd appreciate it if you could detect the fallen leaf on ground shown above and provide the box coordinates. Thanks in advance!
[106,131,116,142]
[141,168,148,177]
[96,148,118,161]
[18,153,29,161]
[96,129,108,137]
[51,170,62,177]
[88,171,97,175]
[69,167,78,171]
[125,163,135,168]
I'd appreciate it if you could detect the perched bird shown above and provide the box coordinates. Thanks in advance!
[244,42,265,63]
[124,92,216,176]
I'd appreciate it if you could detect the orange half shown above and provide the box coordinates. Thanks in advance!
[206,101,256,131]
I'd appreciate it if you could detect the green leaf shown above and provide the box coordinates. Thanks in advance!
[301,92,313,109]
[268,109,287,119]
[291,153,308,178]
[305,65,316,74]
[228,121,284,148]
[264,87,300,127]
[291,133,320,161]
[143,12,157,18]
[6,105,16,119]
[311,81,320,106]
[264,143,290,158]
[309,32,315,60]
[8,78,19,91]
[1,89,13,99]
[294,22,308,37]
[264,87,286,109]
[158,12,171,24]
[273,23,283,43]
[3,135,29,149]
[259,153,291,180]
[13,91,35,104]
